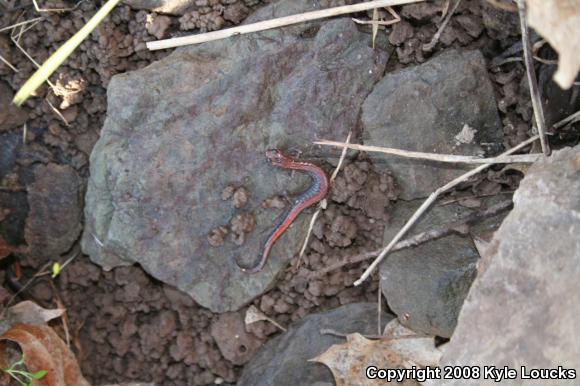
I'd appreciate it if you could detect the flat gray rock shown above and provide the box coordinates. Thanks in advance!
[362,49,502,200]
[238,303,394,386]
[380,201,483,338]
[440,146,580,385]
[82,0,388,312]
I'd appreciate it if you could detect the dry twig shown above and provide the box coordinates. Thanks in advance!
[553,110,580,130]
[354,135,539,286]
[352,6,400,26]
[0,17,43,33]
[517,0,550,156]
[306,199,512,280]
[314,140,540,164]
[295,131,352,269]
[423,0,462,52]
[0,52,19,72]
[320,328,429,340]
[147,0,424,50]
[1,261,52,316]
[352,6,400,49]
[32,0,82,12]
[45,98,70,126]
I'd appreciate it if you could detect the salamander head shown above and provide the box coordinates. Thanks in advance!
[265,148,292,166]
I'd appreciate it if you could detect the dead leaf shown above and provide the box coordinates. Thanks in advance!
[310,320,441,386]
[526,0,580,89]
[5,301,65,326]
[0,323,90,386]
[244,305,266,325]
[244,305,286,331]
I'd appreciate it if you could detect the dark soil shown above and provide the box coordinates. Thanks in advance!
[0,0,577,385]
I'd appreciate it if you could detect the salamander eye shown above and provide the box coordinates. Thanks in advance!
[266,149,284,163]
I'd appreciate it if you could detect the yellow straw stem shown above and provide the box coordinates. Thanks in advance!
[13,0,122,106]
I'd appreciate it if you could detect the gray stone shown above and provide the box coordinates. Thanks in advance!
[25,163,82,263]
[82,0,388,312]
[362,49,503,200]
[238,303,394,386]
[440,146,580,385]
[380,200,490,338]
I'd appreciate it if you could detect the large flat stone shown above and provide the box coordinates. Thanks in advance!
[82,0,388,312]
[238,303,394,386]
[440,146,580,385]
[362,49,503,200]
[380,201,484,338]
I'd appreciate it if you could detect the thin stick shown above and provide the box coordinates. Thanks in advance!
[330,132,352,182]
[377,283,382,335]
[371,8,379,48]
[423,0,461,52]
[532,40,558,65]
[32,0,82,12]
[314,140,540,164]
[11,18,42,43]
[0,17,43,33]
[296,131,352,262]
[50,281,70,346]
[147,0,424,50]
[351,18,400,26]
[553,110,580,130]
[351,5,401,42]
[11,27,57,90]
[0,52,19,72]
[307,199,512,280]
[354,135,538,286]
[320,328,430,340]
[45,98,70,126]
[517,0,550,156]
[1,261,52,316]
[22,122,27,144]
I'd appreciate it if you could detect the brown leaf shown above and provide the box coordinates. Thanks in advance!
[310,321,441,386]
[526,0,580,89]
[0,323,90,386]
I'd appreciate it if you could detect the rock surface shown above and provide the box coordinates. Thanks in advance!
[25,163,82,263]
[362,49,503,200]
[82,0,388,312]
[238,303,394,386]
[380,200,492,338]
[440,146,580,385]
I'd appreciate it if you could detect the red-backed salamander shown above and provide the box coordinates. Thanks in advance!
[234,149,329,273]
